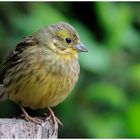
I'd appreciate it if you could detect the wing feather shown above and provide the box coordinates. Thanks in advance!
[0,35,37,81]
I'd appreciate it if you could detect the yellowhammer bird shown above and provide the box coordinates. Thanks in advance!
[0,22,87,125]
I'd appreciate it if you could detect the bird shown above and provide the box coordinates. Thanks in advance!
[0,22,88,125]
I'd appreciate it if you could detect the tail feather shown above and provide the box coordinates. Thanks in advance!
[0,84,8,101]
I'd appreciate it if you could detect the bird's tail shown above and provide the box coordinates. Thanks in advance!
[0,84,8,101]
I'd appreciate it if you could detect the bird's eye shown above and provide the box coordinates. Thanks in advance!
[65,38,72,44]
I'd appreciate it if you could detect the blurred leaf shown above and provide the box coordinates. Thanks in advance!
[95,2,132,49]
[11,3,68,35]
[80,109,124,138]
[125,101,140,137]
[128,64,140,91]
[83,82,127,109]
[120,27,140,53]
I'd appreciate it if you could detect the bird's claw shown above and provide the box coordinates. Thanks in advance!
[47,107,63,127]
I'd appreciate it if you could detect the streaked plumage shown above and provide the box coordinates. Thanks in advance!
[0,22,87,112]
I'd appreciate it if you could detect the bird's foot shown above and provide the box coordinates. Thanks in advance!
[44,107,63,126]
[20,106,42,124]
[21,113,42,124]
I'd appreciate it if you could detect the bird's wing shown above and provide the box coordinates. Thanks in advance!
[0,35,38,82]
[0,84,8,101]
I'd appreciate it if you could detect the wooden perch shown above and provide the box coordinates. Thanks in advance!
[0,117,58,138]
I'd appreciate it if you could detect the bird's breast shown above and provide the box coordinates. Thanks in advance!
[7,48,80,109]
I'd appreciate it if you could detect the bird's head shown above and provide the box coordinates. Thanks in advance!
[36,22,88,56]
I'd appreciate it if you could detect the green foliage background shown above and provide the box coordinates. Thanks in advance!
[0,2,140,138]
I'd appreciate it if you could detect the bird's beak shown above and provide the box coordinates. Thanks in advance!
[74,43,88,52]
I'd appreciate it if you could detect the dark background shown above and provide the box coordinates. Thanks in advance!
[0,2,140,138]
